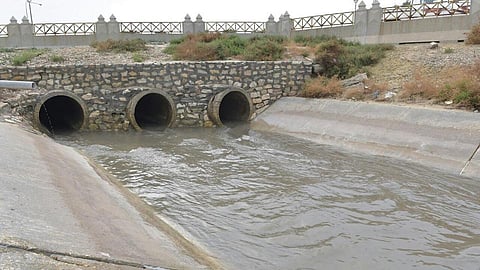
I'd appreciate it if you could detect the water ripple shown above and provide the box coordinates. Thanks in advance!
[58,129,480,270]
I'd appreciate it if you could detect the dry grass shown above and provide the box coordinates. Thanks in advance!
[466,22,480,44]
[301,76,343,98]
[285,41,315,59]
[342,87,367,100]
[173,40,218,61]
[300,60,480,110]
[91,39,147,53]
[399,72,440,101]
[167,33,285,61]
[398,62,480,109]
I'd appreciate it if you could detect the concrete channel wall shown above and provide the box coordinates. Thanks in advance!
[0,61,311,131]
[0,122,222,269]
[252,97,480,178]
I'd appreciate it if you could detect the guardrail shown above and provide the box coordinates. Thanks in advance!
[0,24,7,37]
[383,0,470,21]
[293,11,354,30]
[120,22,183,34]
[34,23,96,36]
[205,22,266,33]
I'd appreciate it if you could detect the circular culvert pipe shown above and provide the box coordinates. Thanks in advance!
[34,91,88,135]
[207,88,254,127]
[127,90,176,131]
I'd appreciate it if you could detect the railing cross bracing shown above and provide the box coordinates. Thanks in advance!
[34,23,96,36]
[0,25,7,37]
[383,0,471,21]
[205,22,266,33]
[120,22,183,34]
[293,11,354,30]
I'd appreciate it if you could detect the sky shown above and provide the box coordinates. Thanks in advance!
[1,0,402,24]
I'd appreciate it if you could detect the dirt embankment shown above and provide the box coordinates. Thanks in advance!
[368,43,480,92]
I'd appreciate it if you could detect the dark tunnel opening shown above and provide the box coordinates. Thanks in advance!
[38,95,85,134]
[218,91,251,126]
[134,93,174,130]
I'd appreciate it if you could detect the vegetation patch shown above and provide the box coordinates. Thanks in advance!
[310,37,394,79]
[399,63,480,110]
[50,55,65,63]
[301,76,343,98]
[443,47,454,54]
[165,33,285,61]
[91,39,147,53]
[132,52,148,62]
[243,36,286,61]
[11,49,44,66]
[466,21,480,44]
[0,48,16,53]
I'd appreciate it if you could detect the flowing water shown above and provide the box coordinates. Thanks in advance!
[59,126,480,270]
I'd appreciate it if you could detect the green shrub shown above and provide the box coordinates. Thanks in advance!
[11,49,44,66]
[443,47,454,54]
[166,33,285,61]
[91,39,147,53]
[454,89,473,104]
[132,52,147,62]
[294,35,339,46]
[50,55,65,63]
[211,35,247,59]
[312,37,393,79]
[164,37,185,55]
[242,36,285,61]
[0,48,15,53]
[449,79,480,108]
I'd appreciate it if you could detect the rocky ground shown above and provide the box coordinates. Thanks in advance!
[368,42,480,93]
[0,44,172,66]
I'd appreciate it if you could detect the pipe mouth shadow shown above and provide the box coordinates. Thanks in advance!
[208,88,254,127]
[127,90,176,131]
[34,92,87,135]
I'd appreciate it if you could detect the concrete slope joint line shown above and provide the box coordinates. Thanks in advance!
[0,242,173,269]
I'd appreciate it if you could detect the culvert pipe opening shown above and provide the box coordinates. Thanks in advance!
[35,94,86,134]
[127,91,176,131]
[208,89,254,127]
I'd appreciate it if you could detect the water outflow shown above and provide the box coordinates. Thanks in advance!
[35,93,86,134]
[60,128,480,270]
[127,90,176,131]
[208,89,253,127]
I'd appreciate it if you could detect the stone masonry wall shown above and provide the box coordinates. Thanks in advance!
[0,61,312,130]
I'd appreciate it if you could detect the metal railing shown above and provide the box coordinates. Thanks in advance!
[205,22,266,33]
[383,0,470,21]
[34,23,96,36]
[0,25,7,37]
[120,22,183,34]
[293,11,354,30]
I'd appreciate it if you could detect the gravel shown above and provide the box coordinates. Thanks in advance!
[0,44,172,66]
[368,43,480,91]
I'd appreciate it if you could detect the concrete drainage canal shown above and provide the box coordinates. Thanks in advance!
[127,90,176,131]
[208,88,254,127]
[34,91,88,135]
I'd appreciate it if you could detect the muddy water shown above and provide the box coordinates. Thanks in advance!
[59,126,480,270]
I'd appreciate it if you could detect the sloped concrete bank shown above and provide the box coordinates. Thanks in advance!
[252,97,480,178]
[0,122,222,269]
